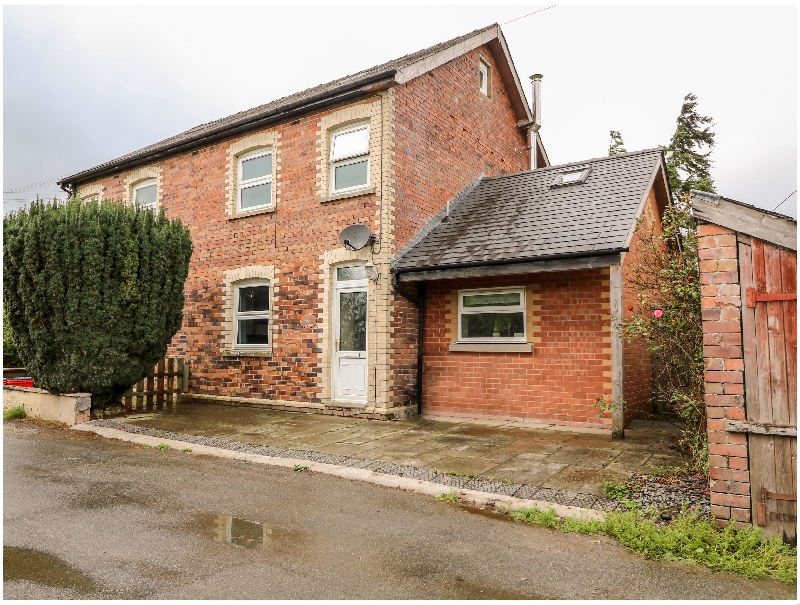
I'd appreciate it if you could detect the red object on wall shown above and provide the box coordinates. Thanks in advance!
[3,378,34,388]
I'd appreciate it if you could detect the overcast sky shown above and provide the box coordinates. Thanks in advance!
[4,4,797,218]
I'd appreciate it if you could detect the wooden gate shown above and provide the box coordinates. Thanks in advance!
[739,237,797,544]
[121,358,188,410]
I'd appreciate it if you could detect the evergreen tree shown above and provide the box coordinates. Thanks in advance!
[3,197,193,407]
[608,131,627,156]
[665,93,716,196]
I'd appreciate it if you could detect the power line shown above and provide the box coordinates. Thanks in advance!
[773,189,797,212]
[3,176,62,194]
[501,5,556,25]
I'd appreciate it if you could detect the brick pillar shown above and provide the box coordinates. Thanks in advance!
[698,224,751,527]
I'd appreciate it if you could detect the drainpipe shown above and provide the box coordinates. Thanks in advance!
[416,282,425,415]
[529,74,542,171]
[391,272,424,415]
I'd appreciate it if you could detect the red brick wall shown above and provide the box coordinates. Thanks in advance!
[392,45,529,250]
[698,223,750,527]
[388,44,530,407]
[621,188,661,420]
[421,270,612,428]
[76,44,530,411]
[92,100,383,404]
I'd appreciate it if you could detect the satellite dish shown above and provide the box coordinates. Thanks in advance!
[339,224,373,251]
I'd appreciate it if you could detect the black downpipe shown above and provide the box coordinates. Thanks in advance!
[416,282,425,415]
[392,272,424,414]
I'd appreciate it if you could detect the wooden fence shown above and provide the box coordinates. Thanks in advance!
[122,358,188,410]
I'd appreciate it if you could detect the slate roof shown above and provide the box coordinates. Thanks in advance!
[393,148,665,272]
[60,24,499,187]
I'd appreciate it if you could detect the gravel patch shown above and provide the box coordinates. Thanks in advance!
[625,471,711,519]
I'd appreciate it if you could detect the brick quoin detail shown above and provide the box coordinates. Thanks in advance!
[697,223,750,527]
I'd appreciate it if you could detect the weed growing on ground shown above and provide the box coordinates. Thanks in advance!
[446,470,477,478]
[3,407,26,421]
[180,448,192,453]
[435,491,460,503]
[293,465,310,472]
[512,505,796,585]
[157,443,171,451]
[602,480,631,500]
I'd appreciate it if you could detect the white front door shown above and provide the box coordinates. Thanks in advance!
[333,267,368,402]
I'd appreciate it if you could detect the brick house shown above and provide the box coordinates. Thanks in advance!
[59,24,663,434]
[691,191,796,542]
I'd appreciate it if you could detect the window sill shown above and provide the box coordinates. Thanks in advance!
[221,349,272,358]
[229,205,276,220]
[323,186,375,203]
[449,343,533,353]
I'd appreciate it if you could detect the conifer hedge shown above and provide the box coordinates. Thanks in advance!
[3,198,192,406]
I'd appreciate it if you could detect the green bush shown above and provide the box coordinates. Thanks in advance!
[3,309,22,368]
[3,198,192,407]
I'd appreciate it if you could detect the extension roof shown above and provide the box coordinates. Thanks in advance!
[393,148,670,274]
[60,23,535,188]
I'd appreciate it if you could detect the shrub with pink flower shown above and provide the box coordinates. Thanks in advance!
[653,309,663,318]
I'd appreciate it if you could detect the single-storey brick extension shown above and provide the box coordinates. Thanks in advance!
[59,24,667,435]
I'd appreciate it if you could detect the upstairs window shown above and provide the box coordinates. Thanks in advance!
[132,179,157,211]
[458,288,526,343]
[238,148,273,212]
[234,281,270,349]
[330,123,370,194]
[479,59,491,96]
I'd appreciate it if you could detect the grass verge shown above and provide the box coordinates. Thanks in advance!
[512,505,796,585]
[3,407,26,421]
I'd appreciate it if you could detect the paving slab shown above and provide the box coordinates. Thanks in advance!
[543,466,633,497]
[544,446,622,469]
[119,402,684,497]
[482,459,568,485]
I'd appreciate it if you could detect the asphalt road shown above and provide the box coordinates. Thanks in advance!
[3,421,794,600]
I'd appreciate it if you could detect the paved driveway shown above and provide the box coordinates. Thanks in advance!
[119,403,683,497]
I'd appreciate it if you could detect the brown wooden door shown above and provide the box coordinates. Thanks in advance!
[739,237,797,544]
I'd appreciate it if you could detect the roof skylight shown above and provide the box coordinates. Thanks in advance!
[551,168,591,188]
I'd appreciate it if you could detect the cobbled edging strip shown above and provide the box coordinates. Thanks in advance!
[89,420,626,511]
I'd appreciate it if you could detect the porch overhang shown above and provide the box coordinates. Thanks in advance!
[393,250,624,282]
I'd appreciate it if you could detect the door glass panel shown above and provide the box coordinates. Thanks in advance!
[339,291,367,351]
[337,266,367,281]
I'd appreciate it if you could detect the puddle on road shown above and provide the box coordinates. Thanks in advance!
[3,546,99,594]
[190,513,307,551]
[459,505,516,523]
